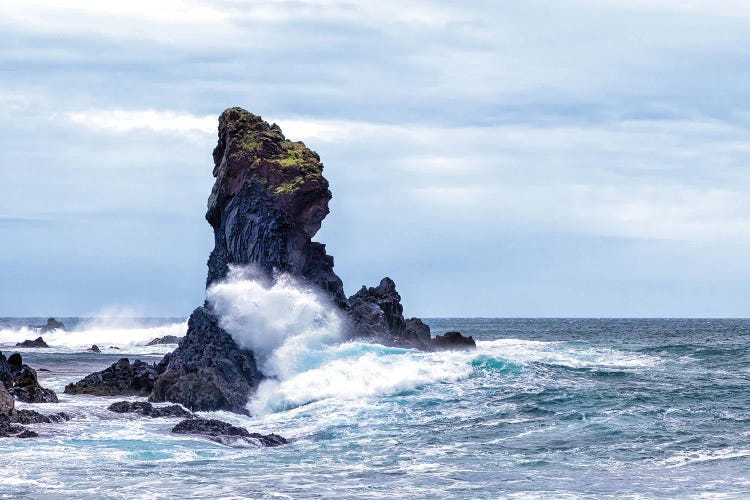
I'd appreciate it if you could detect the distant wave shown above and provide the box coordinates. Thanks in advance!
[0,319,187,349]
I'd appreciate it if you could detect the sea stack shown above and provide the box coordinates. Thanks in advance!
[71,107,474,413]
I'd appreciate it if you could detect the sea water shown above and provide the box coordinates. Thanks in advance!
[1,317,750,498]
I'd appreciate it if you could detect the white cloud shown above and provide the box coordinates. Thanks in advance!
[67,109,216,135]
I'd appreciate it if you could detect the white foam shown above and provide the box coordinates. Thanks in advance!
[0,319,186,350]
[207,266,343,378]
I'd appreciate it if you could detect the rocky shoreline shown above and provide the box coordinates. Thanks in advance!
[5,107,475,443]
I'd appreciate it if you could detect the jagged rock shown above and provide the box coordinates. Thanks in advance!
[63,358,158,396]
[0,386,14,417]
[14,409,70,424]
[108,401,192,418]
[31,318,65,333]
[171,418,287,447]
[15,337,49,348]
[149,307,261,413]
[1,352,58,403]
[87,345,101,353]
[404,318,432,344]
[433,331,476,350]
[146,336,182,346]
[347,277,406,339]
[10,365,58,403]
[205,107,345,305]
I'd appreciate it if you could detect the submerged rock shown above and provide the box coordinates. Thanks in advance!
[107,401,192,418]
[31,318,65,333]
[149,307,261,414]
[15,337,49,348]
[146,335,182,346]
[63,358,158,396]
[171,418,287,447]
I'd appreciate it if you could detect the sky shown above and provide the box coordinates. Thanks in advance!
[1,0,749,317]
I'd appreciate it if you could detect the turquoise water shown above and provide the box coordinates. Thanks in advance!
[2,318,750,498]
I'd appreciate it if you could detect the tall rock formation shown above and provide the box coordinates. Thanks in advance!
[204,107,345,305]
[69,107,474,414]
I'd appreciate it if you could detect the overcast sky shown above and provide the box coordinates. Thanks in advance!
[1,0,749,317]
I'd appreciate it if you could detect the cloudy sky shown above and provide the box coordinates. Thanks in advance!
[1,0,749,317]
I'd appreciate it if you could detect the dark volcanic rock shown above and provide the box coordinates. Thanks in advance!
[146,335,182,346]
[149,307,262,413]
[108,401,192,418]
[31,318,65,333]
[88,345,101,353]
[15,337,49,348]
[10,365,58,403]
[347,277,406,339]
[0,386,14,417]
[1,352,58,403]
[404,318,432,344]
[63,358,158,396]
[433,331,476,350]
[172,418,287,447]
[205,107,345,305]
[14,409,70,424]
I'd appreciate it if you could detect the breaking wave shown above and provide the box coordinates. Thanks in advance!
[0,317,186,350]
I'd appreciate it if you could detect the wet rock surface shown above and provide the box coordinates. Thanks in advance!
[108,401,193,418]
[15,336,49,348]
[63,358,158,396]
[1,351,58,403]
[146,335,182,346]
[31,318,65,333]
[433,331,477,349]
[172,418,287,447]
[149,307,261,414]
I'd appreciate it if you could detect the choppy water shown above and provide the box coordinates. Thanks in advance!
[2,317,750,498]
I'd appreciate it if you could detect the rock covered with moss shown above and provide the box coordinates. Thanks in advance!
[205,107,345,304]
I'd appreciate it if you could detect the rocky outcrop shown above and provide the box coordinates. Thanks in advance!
[63,358,158,396]
[205,107,345,305]
[433,331,476,349]
[10,365,58,403]
[31,318,65,333]
[172,418,287,447]
[88,345,101,353]
[149,307,261,414]
[70,107,473,416]
[1,351,58,403]
[108,401,193,419]
[0,386,14,417]
[15,337,49,348]
[146,336,182,346]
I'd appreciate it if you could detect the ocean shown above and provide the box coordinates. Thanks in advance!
[1,317,750,498]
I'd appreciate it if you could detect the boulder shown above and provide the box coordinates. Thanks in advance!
[145,336,182,346]
[14,409,70,424]
[15,337,49,348]
[10,365,58,403]
[432,331,476,350]
[107,401,192,418]
[63,358,158,396]
[149,307,261,413]
[31,318,65,333]
[1,352,58,403]
[172,418,287,447]
[0,386,15,417]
